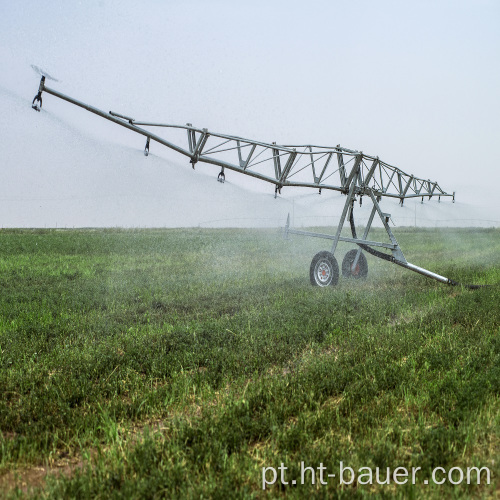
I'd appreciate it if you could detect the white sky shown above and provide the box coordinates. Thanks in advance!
[0,0,499,226]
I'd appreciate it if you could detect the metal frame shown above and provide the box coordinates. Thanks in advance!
[284,169,452,285]
[31,76,458,286]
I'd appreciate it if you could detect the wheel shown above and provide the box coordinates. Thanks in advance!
[310,251,339,287]
[341,249,368,279]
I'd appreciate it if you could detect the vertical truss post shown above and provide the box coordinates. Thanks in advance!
[309,146,319,183]
[190,128,209,167]
[336,146,346,187]
[186,123,196,153]
[272,142,282,180]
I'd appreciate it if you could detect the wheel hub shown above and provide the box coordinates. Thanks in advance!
[317,261,331,284]
[310,251,339,287]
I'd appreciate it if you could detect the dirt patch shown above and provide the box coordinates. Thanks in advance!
[0,456,86,496]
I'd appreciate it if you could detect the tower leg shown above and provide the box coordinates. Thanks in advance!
[330,180,357,256]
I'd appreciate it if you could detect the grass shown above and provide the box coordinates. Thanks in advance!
[0,226,498,498]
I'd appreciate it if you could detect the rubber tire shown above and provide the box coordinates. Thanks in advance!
[341,249,368,279]
[310,251,339,287]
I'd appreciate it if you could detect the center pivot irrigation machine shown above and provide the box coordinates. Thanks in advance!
[31,70,483,289]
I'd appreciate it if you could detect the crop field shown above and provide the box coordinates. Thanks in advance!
[0,227,498,498]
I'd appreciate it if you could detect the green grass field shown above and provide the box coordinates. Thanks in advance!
[0,227,498,498]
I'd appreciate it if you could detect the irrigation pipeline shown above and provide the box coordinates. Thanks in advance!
[349,210,493,290]
[29,73,495,291]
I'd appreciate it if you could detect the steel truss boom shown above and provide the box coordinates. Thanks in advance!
[31,76,453,202]
[32,75,479,288]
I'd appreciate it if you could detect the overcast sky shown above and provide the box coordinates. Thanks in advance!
[0,0,499,224]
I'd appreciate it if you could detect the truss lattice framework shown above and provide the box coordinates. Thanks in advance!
[142,122,452,202]
[33,77,453,202]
